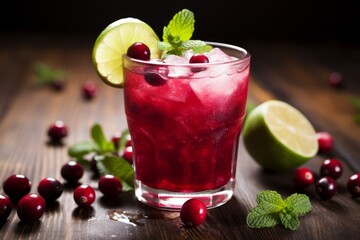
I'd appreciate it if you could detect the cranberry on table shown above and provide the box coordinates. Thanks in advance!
[320,158,343,180]
[316,132,334,153]
[121,146,133,164]
[3,174,32,201]
[125,134,132,147]
[316,176,337,200]
[328,72,344,88]
[37,177,63,201]
[17,193,46,222]
[51,79,66,91]
[347,173,360,198]
[83,80,98,99]
[0,194,12,221]
[73,184,96,207]
[127,42,151,61]
[98,175,123,197]
[61,161,84,183]
[47,120,68,142]
[180,198,207,227]
[111,131,122,150]
[292,167,314,190]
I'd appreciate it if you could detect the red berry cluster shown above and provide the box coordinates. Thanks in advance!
[0,174,63,222]
[293,158,360,200]
[0,161,125,223]
[49,77,99,100]
[60,161,123,207]
[311,131,360,200]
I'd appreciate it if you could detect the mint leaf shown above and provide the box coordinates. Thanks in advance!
[349,95,360,111]
[181,40,207,51]
[159,9,210,57]
[193,44,213,54]
[158,41,173,52]
[91,124,114,153]
[354,113,360,124]
[68,140,99,158]
[118,129,130,151]
[349,95,360,125]
[284,193,311,216]
[279,211,300,230]
[164,9,194,42]
[97,155,134,191]
[246,204,279,228]
[247,190,312,230]
[256,190,285,211]
[33,61,66,85]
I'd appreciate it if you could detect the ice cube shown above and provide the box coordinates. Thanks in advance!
[164,55,192,77]
[205,48,237,63]
[164,55,188,64]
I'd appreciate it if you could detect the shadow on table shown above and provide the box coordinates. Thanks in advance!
[14,220,42,235]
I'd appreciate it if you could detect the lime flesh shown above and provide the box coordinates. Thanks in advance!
[243,100,318,171]
[92,18,161,88]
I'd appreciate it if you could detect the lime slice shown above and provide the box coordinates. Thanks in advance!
[243,100,318,171]
[92,18,161,88]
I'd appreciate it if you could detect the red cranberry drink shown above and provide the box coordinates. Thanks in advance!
[92,9,250,209]
[123,42,250,209]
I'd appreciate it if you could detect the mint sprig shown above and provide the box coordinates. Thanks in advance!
[33,61,67,85]
[68,124,134,190]
[349,95,360,125]
[246,190,311,230]
[158,9,211,57]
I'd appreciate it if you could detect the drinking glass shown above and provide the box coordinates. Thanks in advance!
[123,42,251,209]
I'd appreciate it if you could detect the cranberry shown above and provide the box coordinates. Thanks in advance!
[0,194,12,221]
[189,54,209,64]
[125,134,132,147]
[73,184,96,207]
[127,42,151,61]
[347,173,360,198]
[189,54,209,73]
[144,71,167,86]
[61,161,84,183]
[47,120,68,142]
[83,80,98,99]
[316,176,337,200]
[292,167,314,190]
[98,175,122,197]
[320,158,343,180]
[17,193,46,222]
[111,131,122,150]
[180,199,207,227]
[37,177,63,201]
[3,174,32,201]
[121,146,133,164]
[51,79,66,91]
[316,132,334,153]
[329,72,344,88]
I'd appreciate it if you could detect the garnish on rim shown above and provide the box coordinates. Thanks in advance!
[158,9,212,58]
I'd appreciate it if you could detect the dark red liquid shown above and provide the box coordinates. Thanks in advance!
[124,60,249,192]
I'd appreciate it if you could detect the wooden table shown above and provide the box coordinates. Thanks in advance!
[1,34,359,239]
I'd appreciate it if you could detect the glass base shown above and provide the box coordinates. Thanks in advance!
[135,179,235,210]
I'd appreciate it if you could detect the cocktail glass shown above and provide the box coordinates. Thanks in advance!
[123,42,250,209]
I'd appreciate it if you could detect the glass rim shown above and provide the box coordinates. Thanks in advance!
[123,41,251,67]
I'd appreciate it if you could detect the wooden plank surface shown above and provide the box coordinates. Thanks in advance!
[0,34,359,240]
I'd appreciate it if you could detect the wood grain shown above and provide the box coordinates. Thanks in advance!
[0,34,359,240]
